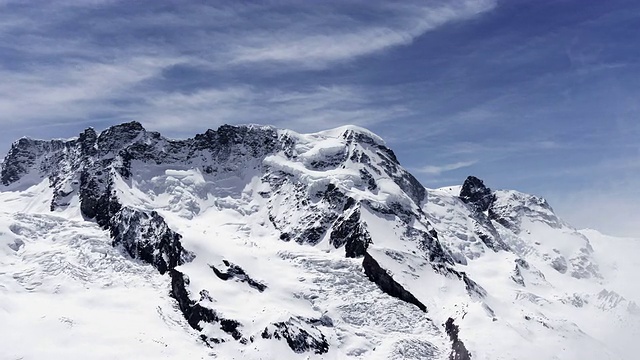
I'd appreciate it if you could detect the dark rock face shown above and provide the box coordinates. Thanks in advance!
[169,269,244,341]
[460,272,487,299]
[1,138,69,187]
[330,207,372,258]
[261,317,329,354]
[77,128,98,156]
[78,170,109,221]
[210,260,267,292]
[359,168,377,191]
[415,227,452,264]
[460,176,494,213]
[1,139,40,185]
[362,252,427,312]
[169,269,218,330]
[96,121,145,156]
[110,207,195,275]
[445,318,472,360]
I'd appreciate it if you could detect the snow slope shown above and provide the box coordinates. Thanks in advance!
[1,122,638,359]
[0,210,210,360]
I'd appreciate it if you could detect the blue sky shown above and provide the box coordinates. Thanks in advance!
[0,0,638,236]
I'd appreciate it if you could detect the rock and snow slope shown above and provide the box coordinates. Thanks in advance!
[0,122,638,359]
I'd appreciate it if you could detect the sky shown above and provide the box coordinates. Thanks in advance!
[0,0,638,237]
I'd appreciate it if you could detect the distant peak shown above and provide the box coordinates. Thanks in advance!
[293,125,385,147]
[95,121,147,150]
[106,121,145,133]
[98,121,146,138]
[215,123,277,135]
[459,176,494,212]
[462,176,487,190]
[13,136,36,146]
[79,127,97,140]
[229,123,276,132]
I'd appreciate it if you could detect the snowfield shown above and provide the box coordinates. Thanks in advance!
[0,211,210,360]
[0,122,638,359]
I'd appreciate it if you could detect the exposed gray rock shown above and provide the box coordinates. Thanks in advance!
[459,176,494,212]
[330,206,372,258]
[261,317,329,354]
[362,252,427,312]
[210,260,267,292]
[445,317,472,360]
[169,269,244,342]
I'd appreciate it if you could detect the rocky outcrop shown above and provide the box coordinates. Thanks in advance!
[210,260,267,292]
[1,138,43,185]
[71,160,195,275]
[362,252,427,312]
[110,207,195,275]
[330,206,371,258]
[460,176,494,213]
[261,317,329,354]
[445,318,472,360]
[169,269,244,342]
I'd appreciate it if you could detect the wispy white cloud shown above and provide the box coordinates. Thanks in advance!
[0,56,184,127]
[415,160,478,175]
[0,0,496,138]
[0,62,407,135]
[136,85,409,134]
[439,139,566,157]
[228,0,496,69]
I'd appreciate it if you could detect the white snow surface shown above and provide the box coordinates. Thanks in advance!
[1,124,639,359]
[0,211,210,360]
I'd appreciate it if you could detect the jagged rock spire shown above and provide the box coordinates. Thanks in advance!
[459,175,495,212]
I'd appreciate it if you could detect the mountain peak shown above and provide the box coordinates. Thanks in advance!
[98,121,145,138]
[459,175,494,212]
[110,120,145,132]
[335,124,386,145]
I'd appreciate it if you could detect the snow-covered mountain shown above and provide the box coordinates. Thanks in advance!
[0,122,637,360]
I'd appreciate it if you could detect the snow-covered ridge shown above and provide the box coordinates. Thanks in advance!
[1,122,638,359]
